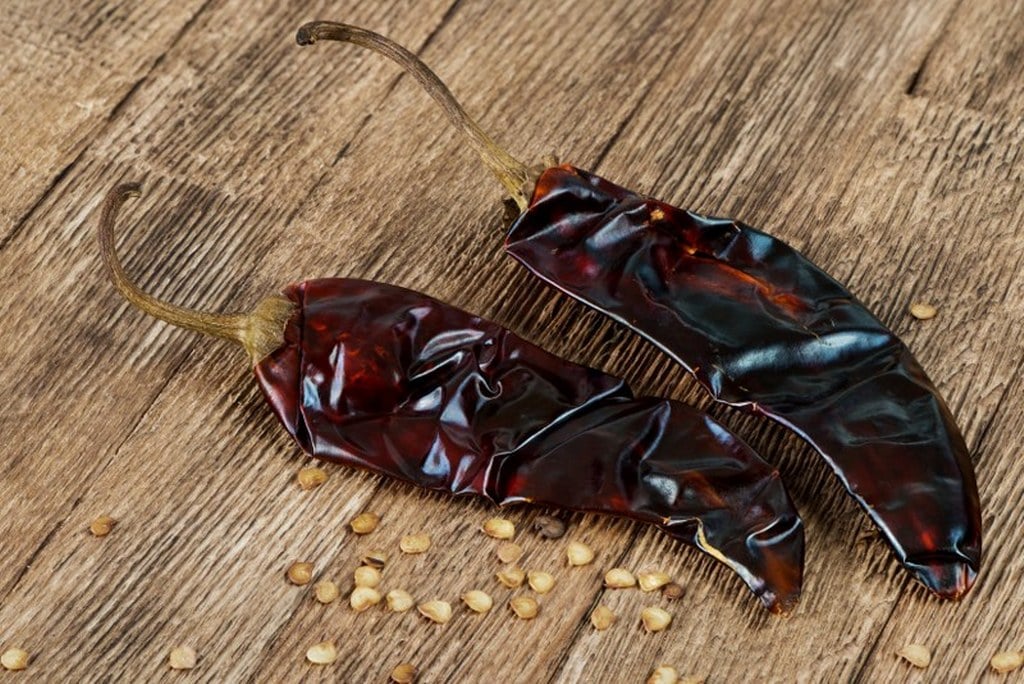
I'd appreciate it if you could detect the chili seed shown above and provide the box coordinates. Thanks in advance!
[532,515,566,539]
[509,596,539,619]
[909,302,937,320]
[462,590,494,613]
[496,565,526,588]
[89,515,117,537]
[637,570,671,592]
[647,665,678,684]
[483,518,516,539]
[604,568,637,589]
[418,600,453,624]
[400,533,431,554]
[496,541,523,564]
[1,648,29,671]
[641,607,672,633]
[350,586,382,612]
[296,466,327,490]
[590,605,615,631]
[314,580,339,604]
[386,589,415,613]
[390,662,417,683]
[354,565,381,588]
[168,646,197,670]
[566,541,595,566]
[649,207,666,223]
[361,550,389,569]
[896,643,931,668]
[306,641,338,665]
[527,570,555,594]
[662,582,685,600]
[990,651,1023,673]
[287,562,314,586]
[350,512,380,534]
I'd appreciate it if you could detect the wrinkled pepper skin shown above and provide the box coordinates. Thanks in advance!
[505,164,982,599]
[254,278,804,612]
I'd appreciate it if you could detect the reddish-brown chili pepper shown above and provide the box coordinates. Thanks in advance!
[99,184,804,612]
[295,21,982,599]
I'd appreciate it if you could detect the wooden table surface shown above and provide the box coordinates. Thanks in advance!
[1,1,1022,681]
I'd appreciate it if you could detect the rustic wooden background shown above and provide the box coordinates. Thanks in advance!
[1,0,1022,681]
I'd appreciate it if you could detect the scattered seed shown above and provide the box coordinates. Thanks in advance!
[350,512,380,535]
[990,651,1023,673]
[400,533,431,554]
[314,580,339,604]
[604,568,637,589]
[483,518,516,540]
[496,565,526,588]
[896,643,931,668]
[462,590,494,613]
[647,665,678,684]
[306,641,337,665]
[360,550,389,569]
[386,589,415,613]
[532,515,566,539]
[354,565,381,588]
[566,541,595,566]
[496,542,523,564]
[641,607,672,633]
[418,600,453,624]
[662,582,685,600]
[168,646,197,670]
[590,605,616,631]
[909,302,937,320]
[1,648,29,671]
[390,662,417,683]
[287,562,314,586]
[350,586,382,612]
[296,466,327,490]
[637,570,672,592]
[527,570,555,594]
[509,596,539,619]
[89,515,117,537]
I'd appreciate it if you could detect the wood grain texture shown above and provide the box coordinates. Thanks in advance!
[0,0,1021,681]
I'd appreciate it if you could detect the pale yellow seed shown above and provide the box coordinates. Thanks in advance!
[314,580,339,604]
[462,590,494,613]
[1,648,29,671]
[400,533,431,554]
[390,662,417,683]
[496,565,526,588]
[566,540,595,566]
[482,518,516,540]
[354,565,381,588]
[349,512,380,534]
[168,645,197,670]
[350,586,382,612]
[386,589,415,613]
[496,541,523,564]
[418,600,453,624]
[896,643,931,668]
[509,596,539,619]
[637,570,672,592]
[590,605,616,631]
[287,562,314,586]
[296,466,327,490]
[306,641,337,665]
[647,664,679,684]
[89,515,116,537]
[990,651,1023,673]
[641,607,672,633]
[361,550,389,569]
[527,570,555,594]
[650,207,666,222]
[604,568,637,589]
[909,302,937,320]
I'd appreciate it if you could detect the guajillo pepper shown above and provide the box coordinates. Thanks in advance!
[99,184,805,613]
[296,21,982,599]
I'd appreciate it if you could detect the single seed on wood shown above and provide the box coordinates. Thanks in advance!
[604,568,637,589]
[532,515,566,539]
[527,570,555,594]
[483,518,516,539]
[496,541,523,564]
[641,607,672,633]
[314,580,339,604]
[647,665,678,684]
[306,641,337,665]
[590,605,615,630]
[896,643,931,668]
[350,512,380,534]
[496,565,526,588]
[990,651,1023,673]
[89,515,116,537]
[637,570,671,592]
[390,662,417,683]
[354,565,381,588]
[400,533,431,554]
[361,550,389,569]
[909,302,937,320]
[1,648,29,671]
[296,466,327,490]
[350,586,382,612]
[386,589,415,612]
[509,596,539,619]
[462,590,493,613]
[287,562,314,585]
[566,541,595,566]
[418,600,453,624]
[168,646,197,670]
[662,582,685,600]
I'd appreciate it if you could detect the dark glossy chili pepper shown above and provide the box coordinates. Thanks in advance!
[99,184,804,612]
[296,21,982,599]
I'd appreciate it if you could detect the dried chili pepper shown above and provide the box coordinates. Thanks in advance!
[99,184,804,612]
[296,21,982,599]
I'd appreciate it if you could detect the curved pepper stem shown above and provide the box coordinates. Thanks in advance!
[295,21,533,211]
